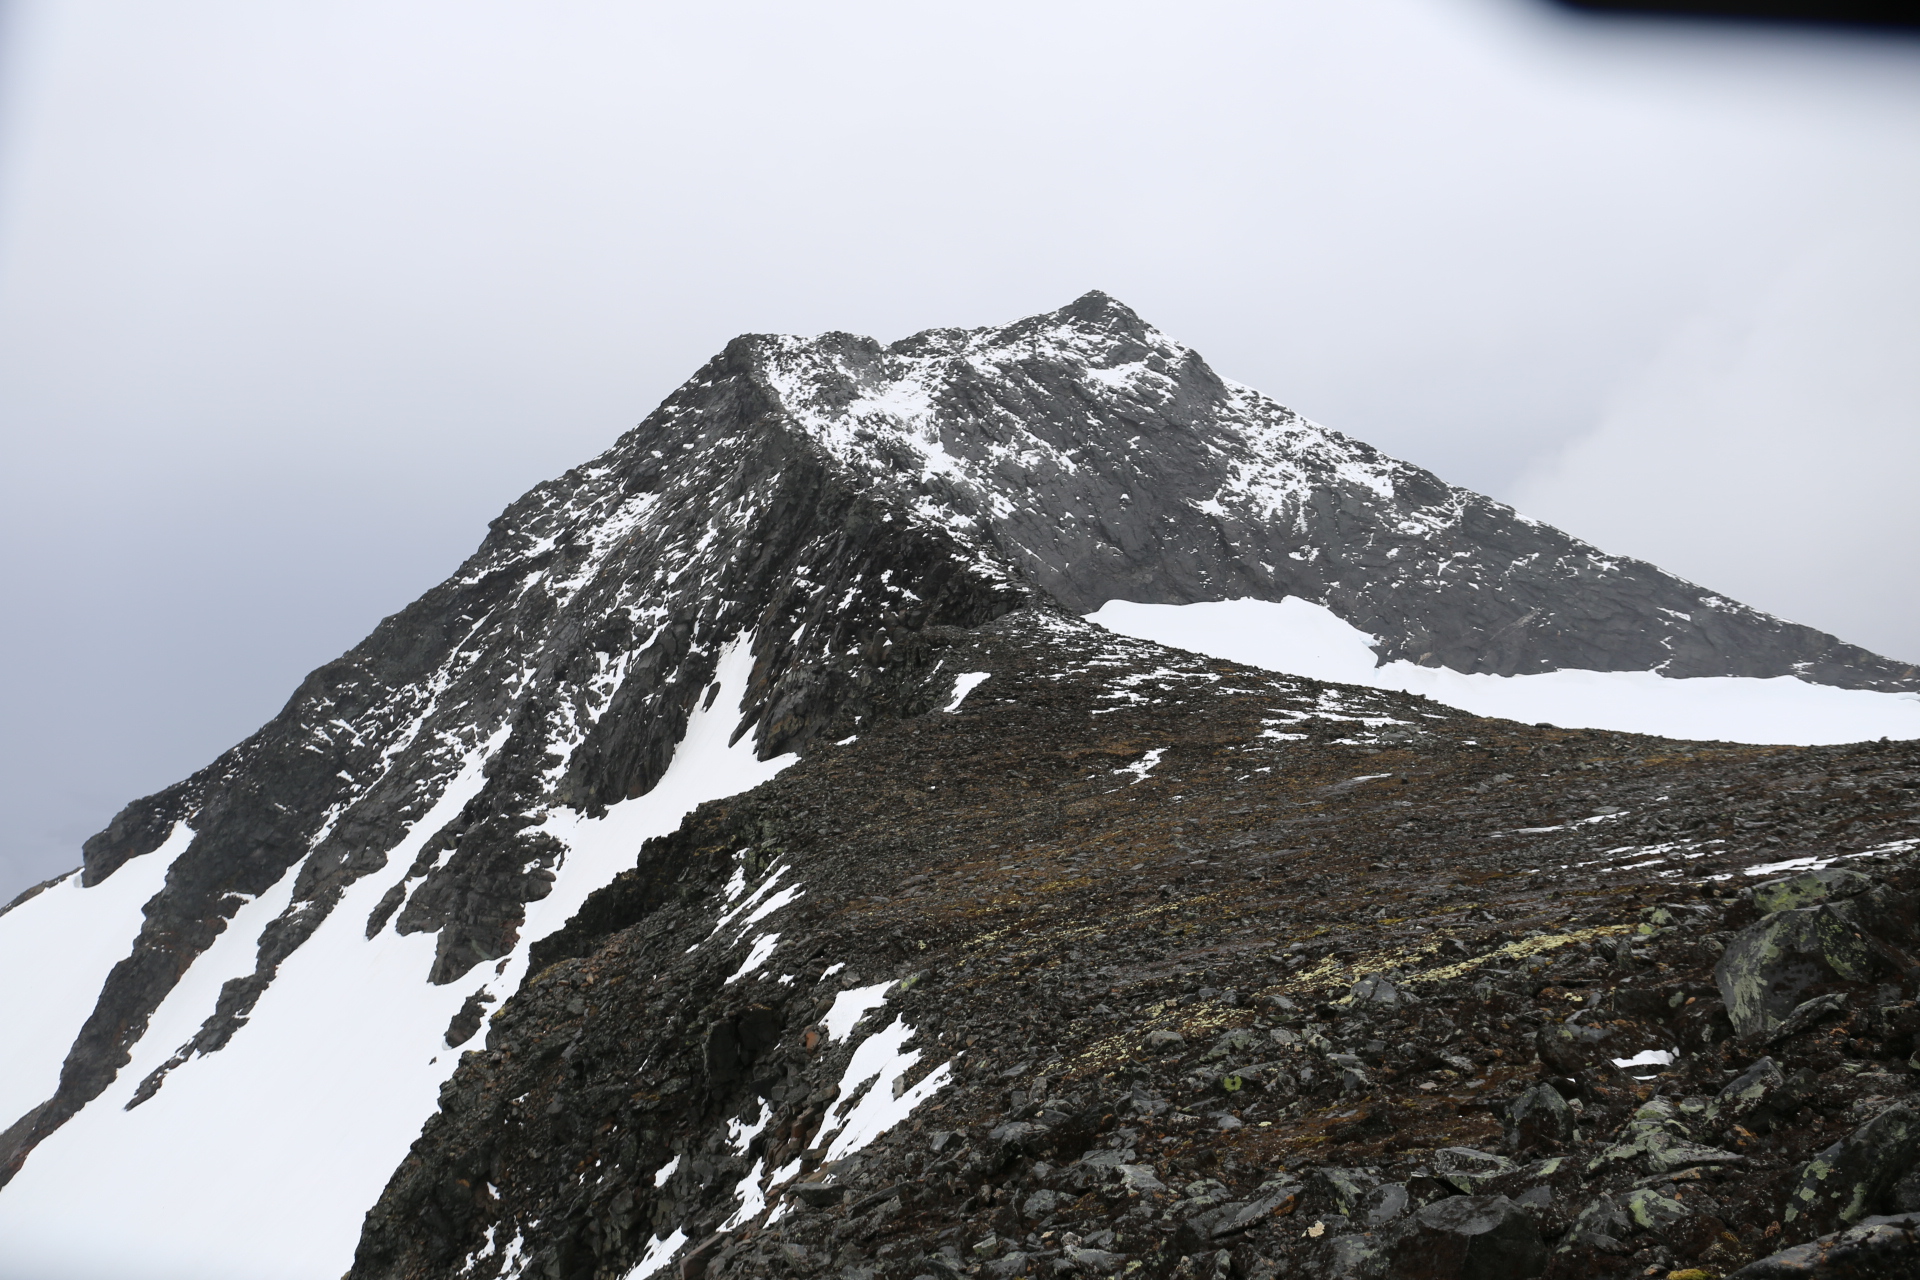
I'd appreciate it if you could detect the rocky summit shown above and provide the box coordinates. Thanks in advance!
[2,295,1918,1280]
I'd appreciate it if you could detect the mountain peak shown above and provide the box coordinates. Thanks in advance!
[2,295,1916,1279]
[1050,287,1154,338]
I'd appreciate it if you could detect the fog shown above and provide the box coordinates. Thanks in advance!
[3,0,1916,898]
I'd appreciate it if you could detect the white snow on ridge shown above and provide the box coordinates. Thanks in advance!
[0,640,798,1280]
[0,821,192,1134]
[1087,598,1920,746]
[944,671,991,712]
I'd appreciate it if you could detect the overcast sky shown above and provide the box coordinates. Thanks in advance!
[2,0,1916,900]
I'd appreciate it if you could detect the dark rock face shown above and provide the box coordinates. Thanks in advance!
[7,294,1920,1268]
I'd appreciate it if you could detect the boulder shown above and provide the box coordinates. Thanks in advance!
[1751,869,1874,917]
[1538,1020,1613,1074]
[1505,1083,1576,1153]
[1302,1167,1379,1218]
[1382,1195,1549,1279]
[1589,1098,1745,1176]
[1345,974,1411,1009]
[1769,993,1851,1045]
[1431,1147,1518,1195]
[1362,1182,1411,1227]
[1729,1211,1920,1278]
[1713,902,1882,1040]
[1706,1057,1787,1127]
[1784,1103,1920,1234]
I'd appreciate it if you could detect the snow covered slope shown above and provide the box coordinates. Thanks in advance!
[1088,598,1920,745]
[0,647,794,1280]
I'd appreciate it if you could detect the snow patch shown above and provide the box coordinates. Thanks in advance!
[622,1228,688,1280]
[818,1015,952,1162]
[944,671,992,712]
[0,821,192,1131]
[1116,748,1165,784]
[822,980,895,1042]
[1089,598,1920,746]
[0,638,798,1280]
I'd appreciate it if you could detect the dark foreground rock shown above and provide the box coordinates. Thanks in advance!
[1732,1212,1920,1278]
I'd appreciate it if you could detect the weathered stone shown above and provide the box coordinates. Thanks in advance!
[1751,869,1875,917]
[1621,1187,1689,1232]
[1730,1211,1920,1278]
[1431,1148,1518,1195]
[1714,904,1881,1039]
[1303,1167,1379,1218]
[1147,1029,1185,1051]
[1381,1195,1549,1279]
[1020,1188,1059,1218]
[1505,1083,1576,1153]
[1770,993,1851,1044]
[1784,1103,1920,1233]
[1345,974,1410,1009]
[1538,1019,1613,1074]
[1707,1056,1787,1127]
[1589,1099,1746,1175]
[1560,1196,1632,1253]
[792,1182,846,1208]
[1362,1183,1410,1227]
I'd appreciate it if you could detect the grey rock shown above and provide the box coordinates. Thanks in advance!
[1588,1103,1744,1176]
[1206,1028,1259,1060]
[1620,1187,1690,1232]
[1538,1019,1613,1074]
[1729,1211,1920,1278]
[1707,1056,1788,1127]
[1304,1167,1380,1218]
[1382,1195,1549,1279]
[1431,1147,1519,1195]
[1714,897,1887,1039]
[1362,1182,1411,1227]
[1560,1196,1632,1253]
[792,1182,847,1208]
[1345,974,1411,1009]
[1020,1189,1060,1219]
[1147,1029,1185,1051]
[1770,993,1852,1044]
[1752,869,1875,917]
[1505,1083,1576,1153]
[1784,1102,1920,1233]
[1061,1246,1126,1272]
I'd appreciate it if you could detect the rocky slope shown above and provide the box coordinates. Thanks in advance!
[2,293,1916,1280]
[349,609,1920,1280]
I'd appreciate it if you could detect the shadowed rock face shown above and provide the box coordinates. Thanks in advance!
[4,295,1917,1269]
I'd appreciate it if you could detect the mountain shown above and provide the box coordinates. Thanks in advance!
[1,294,1916,1280]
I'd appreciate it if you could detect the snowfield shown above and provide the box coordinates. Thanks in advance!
[1088,598,1920,746]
